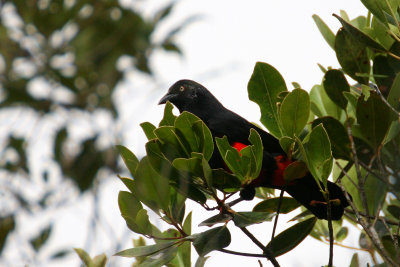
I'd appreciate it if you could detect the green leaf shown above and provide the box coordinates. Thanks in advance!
[136,209,153,235]
[387,73,400,111]
[118,191,145,234]
[195,256,210,267]
[356,91,394,150]
[172,157,203,177]
[74,248,92,266]
[173,212,192,267]
[279,89,310,138]
[154,126,189,158]
[266,217,317,257]
[159,101,177,126]
[146,140,207,204]
[139,246,178,267]
[310,84,344,120]
[215,136,245,180]
[279,136,295,155]
[199,214,232,227]
[312,15,335,50]
[140,122,157,140]
[335,28,370,85]
[248,62,287,138]
[248,128,264,177]
[322,69,350,109]
[118,176,135,193]
[193,226,231,256]
[30,225,52,252]
[210,168,241,192]
[283,161,309,182]
[304,124,333,186]
[333,14,386,51]
[253,197,300,214]
[192,120,214,161]
[133,157,170,212]
[233,212,275,227]
[115,241,178,257]
[312,117,351,160]
[116,145,139,177]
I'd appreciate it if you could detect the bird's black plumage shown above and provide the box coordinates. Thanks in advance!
[159,79,349,220]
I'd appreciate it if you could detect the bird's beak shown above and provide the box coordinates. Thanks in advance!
[158,93,177,105]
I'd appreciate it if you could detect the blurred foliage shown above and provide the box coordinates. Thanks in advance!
[104,2,400,267]
[0,0,191,265]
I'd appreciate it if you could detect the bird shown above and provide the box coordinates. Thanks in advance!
[158,79,349,220]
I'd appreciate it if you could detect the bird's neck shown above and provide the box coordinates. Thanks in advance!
[183,94,225,123]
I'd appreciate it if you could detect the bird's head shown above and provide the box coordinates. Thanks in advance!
[158,79,205,112]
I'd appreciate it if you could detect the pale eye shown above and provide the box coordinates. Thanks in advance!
[179,86,185,92]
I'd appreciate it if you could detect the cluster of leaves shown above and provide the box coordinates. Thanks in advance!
[113,102,318,266]
[102,1,400,266]
[0,0,190,264]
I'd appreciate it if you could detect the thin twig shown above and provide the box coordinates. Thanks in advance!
[217,248,268,258]
[239,227,280,267]
[345,208,400,226]
[373,85,400,117]
[271,190,284,240]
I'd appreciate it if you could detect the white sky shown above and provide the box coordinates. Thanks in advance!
[4,1,376,267]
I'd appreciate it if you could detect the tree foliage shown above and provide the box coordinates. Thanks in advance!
[107,2,400,267]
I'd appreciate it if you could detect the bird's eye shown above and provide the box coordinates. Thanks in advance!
[179,86,185,92]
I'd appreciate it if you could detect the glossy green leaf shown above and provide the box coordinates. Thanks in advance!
[140,122,157,140]
[248,128,264,176]
[357,92,394,150]
[118,191,145,234]
[136,209,153,235]
[172,157,203,178]
[341,165,387,215]
[371,16,395,50]
[215,136,245,180]
[159,101,177,126]
[174,112,203,153]
[335,28,370,85]
[310,84,344,121]
[322,69,350,109]
[387,73,400,111]
[179,212,192,267]
[333,14,386,51]
[199,213,232,227]
[279,136,295,155]
[146,140,207,204]
[304,124,333,186]
[312,15,335,50]
[312,116,351,160]
[115,241,178,257]
[210,168,241,191]
[373,55,396,97]
[132,157,170,212]
[195,256,210,267]
[116,145,139,177]
[154,126,189,158]
[248,62,287,138]
[382,235,400,261]
[266,217,317,257]
[279,89,310,138]
[139,246,178,267]
[253,197,300,214]
[193,226,231,256]
[283,161,309,182]
[192,120,214,161]
[233,212,275,227]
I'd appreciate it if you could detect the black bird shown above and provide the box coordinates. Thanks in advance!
[159,79,349,220]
